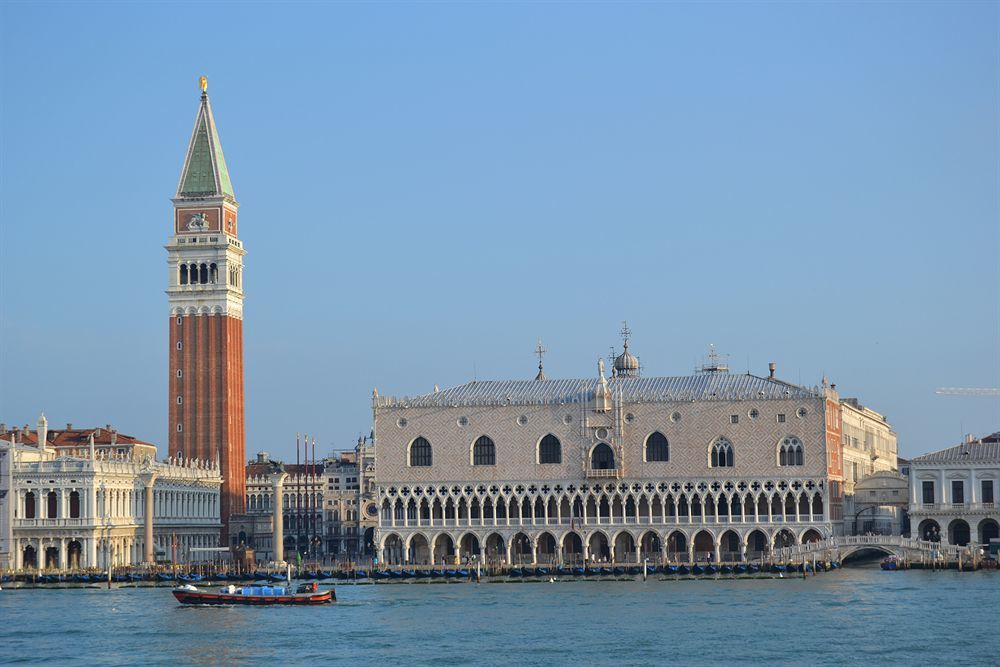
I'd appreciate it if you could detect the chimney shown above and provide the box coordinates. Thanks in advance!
[0,423,6,433]
[66,423,73,430]
[966,433,975,444]
[111,431,117,445]
[768,362,776,379]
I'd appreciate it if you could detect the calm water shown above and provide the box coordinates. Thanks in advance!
[1,567,996,666]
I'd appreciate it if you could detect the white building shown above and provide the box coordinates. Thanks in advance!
[908,431,1000,547]
[839,398,900,534]
[371,336,891,566]
[0,416,222,571]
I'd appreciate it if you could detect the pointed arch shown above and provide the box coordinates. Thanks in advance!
[538,434,562,464]
[778,436,804,466]
[471,435,496,466]
[710,437,734,467]
[408,436,432,467]
[644,431,669,462]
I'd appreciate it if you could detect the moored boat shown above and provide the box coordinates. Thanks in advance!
[172,582,334,606]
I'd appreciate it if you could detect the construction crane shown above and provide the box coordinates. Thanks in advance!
[935,388,1000,396]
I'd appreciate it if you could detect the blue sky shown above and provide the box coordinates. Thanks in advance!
[1,1,997,461]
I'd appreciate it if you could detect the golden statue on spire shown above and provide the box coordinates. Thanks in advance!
[199,76,208,93]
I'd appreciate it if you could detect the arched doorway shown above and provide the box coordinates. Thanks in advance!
[537,532,557,562]
[409,534,431,564]
[362,527,375,556]
[459,533,480,560]
[382,533,404,565]
[23,544,37,569]
[666,531,687,561]
[588,532,610,562]
[433,534,455,564]
[591,443,615,470]
[948,519,971,546]
[979,519,1000,546]
[563,532,583,563]
[484,533,505,563]
[45,546,59,570]
[747,529,768,558]
[801,528,822,544]
[511,532,532,564]
[773,529,795,549]
[614,532,635,563]
[719,530,740,560]
[639,531,660,560]
[693,530,715,561]
[68,540,83,570]
[918,519,941,542]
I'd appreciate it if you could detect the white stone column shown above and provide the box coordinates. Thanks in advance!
[142,474,157,564]
[271,472,288,564]
[59,538,67,570]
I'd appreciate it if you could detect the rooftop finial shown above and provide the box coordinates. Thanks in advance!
[534,338,547,381]
[620,321,632,351]
[199,75,208,93]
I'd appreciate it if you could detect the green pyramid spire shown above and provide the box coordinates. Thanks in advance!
[176,91,235,201]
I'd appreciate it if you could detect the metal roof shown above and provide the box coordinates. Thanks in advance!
[911,434,1000,463]
[177,92,235,200]
[377,373,821,408]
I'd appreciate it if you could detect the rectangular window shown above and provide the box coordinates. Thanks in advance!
[777,414,786,423]
[982,480,995,504]
[951,481,964,505]
[730,415,739,424]
[922,481,934,504]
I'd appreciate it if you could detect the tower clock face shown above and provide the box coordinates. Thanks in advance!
[365,502,378,517]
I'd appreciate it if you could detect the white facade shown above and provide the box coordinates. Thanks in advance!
[373,356,856,566]
[908,432,1000,547]
[0,426,221,571]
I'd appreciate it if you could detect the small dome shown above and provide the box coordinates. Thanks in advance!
[614,350,639,372]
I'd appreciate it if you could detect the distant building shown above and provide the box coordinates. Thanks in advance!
[240,439,377,563]
[839,398,900,534]
[908,431,1000,547]
[372,333,893,566]
[0,415,221,571]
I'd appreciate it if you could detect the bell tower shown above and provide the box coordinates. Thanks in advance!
[166,77,246,546]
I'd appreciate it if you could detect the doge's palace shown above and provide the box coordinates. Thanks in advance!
[373,337,870,567]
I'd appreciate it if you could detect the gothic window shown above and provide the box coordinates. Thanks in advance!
[539,434,562,464]
[645,432,669,462]
[710,438,734,467]
[180,264,188,285]
[472,436,496,466]
[409,437,432,467]
[778,437,804,466]
[591,443,615,470]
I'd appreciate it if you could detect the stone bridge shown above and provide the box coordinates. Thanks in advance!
[775,535,961,564]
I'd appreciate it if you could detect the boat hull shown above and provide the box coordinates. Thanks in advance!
[172,589,334,606]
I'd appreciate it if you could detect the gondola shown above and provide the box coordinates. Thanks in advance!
[455,569,470,578]
[355,570,369,579]
[536,567,550,577]
[734,564,748,574]
[157,573,176,582]
[720,565,733,575]
[692,564,705,575]
[173,582,334,606]
[748,564,760,574]
[677,565,690,575]
[572,567,586,576]
[705,564,718,575]
[599,567,613,576]
[509,567,524,577]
